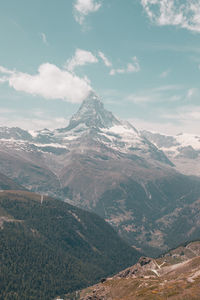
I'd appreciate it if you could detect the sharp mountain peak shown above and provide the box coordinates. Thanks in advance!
[65,91,121,131]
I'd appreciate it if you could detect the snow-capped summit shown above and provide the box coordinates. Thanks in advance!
[64,91,121,131]
[0,92,172,167]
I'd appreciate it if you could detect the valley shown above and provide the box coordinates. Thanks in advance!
[0,92,200,256]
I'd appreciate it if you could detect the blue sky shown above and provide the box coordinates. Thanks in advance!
[0,0,200,134]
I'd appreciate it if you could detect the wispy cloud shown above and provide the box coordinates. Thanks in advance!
[0,63,92,103]
[98,51,112,67]
[187,88,198,98]
[74,0,101,25]
[0,115,69,131]
[0,66,15,75]
[130,104,200,135]
[110,57,140,76]
[141,0,200,33]
[160,69,171,78]
[39,32,48,45]
[0,77,9,83]
[66,48,98,72]
[152,85,182,92]
[128,118,182,135]
[65,49,140,77]
[127,85,184,104]
[161,105,200,126]
[0,107,69,131]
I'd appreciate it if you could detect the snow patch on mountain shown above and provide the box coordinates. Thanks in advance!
[100,125,146,153]
[34,143,67,148]
[0,92,173,167]
[176,133,200,150]
[142,130,200,176]
[142,131,200,155]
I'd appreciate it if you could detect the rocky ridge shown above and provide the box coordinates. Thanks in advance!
[76,241,200,300]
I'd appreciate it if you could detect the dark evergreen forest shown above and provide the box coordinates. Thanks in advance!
[0,191,140,300]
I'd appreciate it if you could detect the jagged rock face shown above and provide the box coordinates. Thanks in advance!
[64,91,121,131]
[0,93,200,255]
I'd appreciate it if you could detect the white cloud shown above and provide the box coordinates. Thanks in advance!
[0,66,15,83]
[110,56,140,76]
[40,32,48,45]
[0,63,92,103]
[0,77,8,83]
[160,69,170,78]
[187,88,197,98]
[74,0,101,25]
[0,66,15,74]
[110,69,124,75]
[141,0,200,33]
[66,48,98,72]
[65,50,140,76]
[98,51,112,67]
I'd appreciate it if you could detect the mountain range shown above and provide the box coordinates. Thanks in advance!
[0,91,200,255]
[142,130,200,177]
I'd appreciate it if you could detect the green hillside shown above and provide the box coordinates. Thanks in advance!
[0,191,140,300]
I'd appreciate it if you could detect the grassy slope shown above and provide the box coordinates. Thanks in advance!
[78,241,200,300]
[0,191,140,300]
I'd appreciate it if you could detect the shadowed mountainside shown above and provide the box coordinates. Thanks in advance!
[0,190,140,300]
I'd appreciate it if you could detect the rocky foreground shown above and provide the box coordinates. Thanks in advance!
[64,241,200,300]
